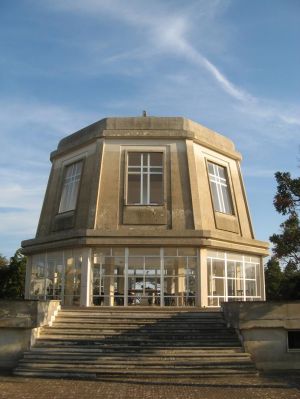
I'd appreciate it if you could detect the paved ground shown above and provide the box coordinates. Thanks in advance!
[0,373,300,399]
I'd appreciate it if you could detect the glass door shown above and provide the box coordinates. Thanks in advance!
[128,256,161,306]
[92,253,125,306]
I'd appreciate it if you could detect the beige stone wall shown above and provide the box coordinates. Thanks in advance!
[223,302,300,370]
[23,116,268,258]
[0,300,60,369]
[37,140,103,237]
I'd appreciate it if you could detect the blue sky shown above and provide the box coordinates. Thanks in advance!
[0,0,299,258]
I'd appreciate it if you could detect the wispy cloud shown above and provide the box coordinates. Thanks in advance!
[45,0,300,132]
[0,100,101,255]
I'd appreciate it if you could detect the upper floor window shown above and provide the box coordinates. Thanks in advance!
[127,152,163,205]
[208,162,233,214]
[59,161,83,213]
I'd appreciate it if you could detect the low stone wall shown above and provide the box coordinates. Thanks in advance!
[222,301,300,371]
[0,300,61,370]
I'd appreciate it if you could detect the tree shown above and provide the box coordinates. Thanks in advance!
[0,254,8,267]
[270,172,300,267]
[265,171,300,300]
[0,249,27,299]
[264,257,283,300]
[280,262,300,300]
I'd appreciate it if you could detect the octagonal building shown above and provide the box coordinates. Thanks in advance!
[22,116,269,308]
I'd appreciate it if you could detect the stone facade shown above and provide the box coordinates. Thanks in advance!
[22,116,268,307]
[223,302,300,370]
[0,300,60,369]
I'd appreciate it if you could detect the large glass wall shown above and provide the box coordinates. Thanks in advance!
[207,250,262,307]
[29,247,262,307]
[92,247,197,307]
[30,250,82,306]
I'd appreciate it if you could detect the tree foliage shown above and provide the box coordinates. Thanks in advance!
[0,254,8,267]
[265,171,300,300]
[265,257,283,300]
[270,172,300,267]
[0,249,27,299]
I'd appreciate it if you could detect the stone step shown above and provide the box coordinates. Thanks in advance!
[36,336,241,345]
[24,351,250,362]
[14,308,255,379]
[34,338,241,346]
[40,328,236,337]
[16,360,256,370]
[60,306,222,315]
[58,310,222,315]
[55,317,224,324]
[57,313,223,319]
[53,318,226,328]
[19,358,253,367]
[30,345,244,354]
[14,367,257,379]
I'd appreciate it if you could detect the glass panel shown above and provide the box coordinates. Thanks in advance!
[227,253,243,262]
[221,185,233,214]
[217,165,226,179]
[178,248,197,256]
[214,278,225,297]
[31,254,46,298]
[208,297,219,307]
[207,250,225,259]
[245,263,256,279]
[127,174,140,204]
[256,264,262,297]
[187,257,197,269]
[164,258,177,276]
[129,248,160,256]
[128,257,144,276]
[227,261,235,278]
[187,273,196,299]
[46,253,63,300]
[208,161,233,215]
[227,261,244,279]
[208,162,214,174]
[64,259,74,305]
[150,174,163,203]
[59,161,83,213]
[244,256,260,264]
[128,152,141,166]
[246,280,256,296]
[212,259,225,277]
[210,182,222,212]
[235,278,244,296]
[164,248,177,256]
[94,248,111,258]
[236,262,244,279]
[145,257,161,275]
[227,279,236,296]
[111,247,125,256]
[150,153,163,166]
[142,173,147,204]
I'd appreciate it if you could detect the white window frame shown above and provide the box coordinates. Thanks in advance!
[207,251,261,307]
[59,160,83,213]
[127,152,163,205]
[207,161,233,214]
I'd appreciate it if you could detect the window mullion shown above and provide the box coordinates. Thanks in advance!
[214,165,223,212]
[140,154,143,204]
[224,252,228,301]
[147,153,150,204]
[216,165,226,213]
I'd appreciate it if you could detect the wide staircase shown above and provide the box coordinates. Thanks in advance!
[14,308,257,379]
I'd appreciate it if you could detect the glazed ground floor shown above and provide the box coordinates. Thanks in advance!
[25,247,265,308]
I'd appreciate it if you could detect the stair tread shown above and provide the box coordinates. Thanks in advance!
[15,308,256,379]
